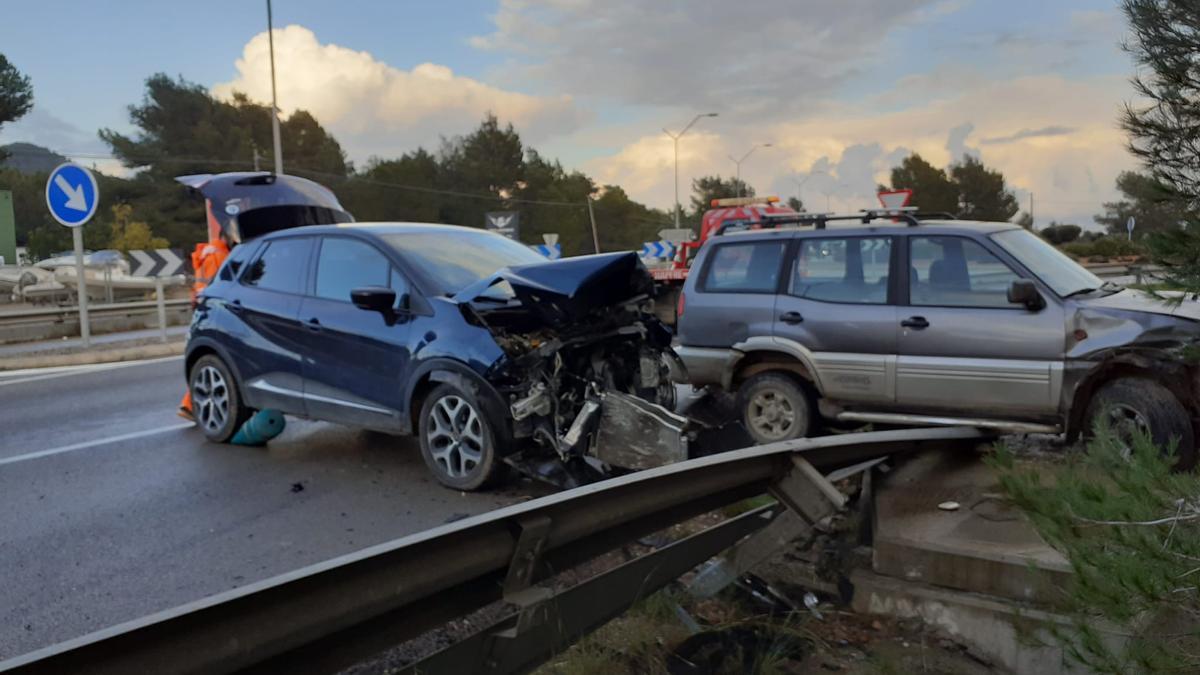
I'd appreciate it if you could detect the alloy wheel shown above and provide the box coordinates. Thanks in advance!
[192,365,229,433]
[747,389,797,441]
[426,395,486,478]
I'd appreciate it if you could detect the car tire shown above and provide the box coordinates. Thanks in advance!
[738,372,816,445]
[190,354,251,443]
[418,383,504,491]
[1085,377,1196,470]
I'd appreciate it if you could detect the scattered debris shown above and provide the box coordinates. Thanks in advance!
[938,500,961,511]
[289,482,305,493]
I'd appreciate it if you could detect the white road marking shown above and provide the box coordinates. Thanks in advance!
[0,422,196,467]
[0,355,183,387]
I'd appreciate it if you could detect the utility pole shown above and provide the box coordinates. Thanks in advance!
[587,197,600,254]
[663,113,718,228]
[267,0,284,175]
[252,144,262,172]
[729,143,772,197]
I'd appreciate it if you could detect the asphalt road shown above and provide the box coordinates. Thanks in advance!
[0,357,541,661]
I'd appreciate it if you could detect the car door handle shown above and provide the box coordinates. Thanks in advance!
[305,317,322,332]
[779,311,804,324]
[901,316,930,329]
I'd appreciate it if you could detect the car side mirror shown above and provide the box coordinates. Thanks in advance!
[351,286,396,315]
[1007,279,1045,311]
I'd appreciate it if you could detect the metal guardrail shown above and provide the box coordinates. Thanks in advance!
[0,299,190,325]
[0,426,985,675]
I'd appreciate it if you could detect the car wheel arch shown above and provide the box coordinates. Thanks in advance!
[185,338,245,389]
[1066,355,1197,439]
[405,360,510,444]
[729,348,821,394]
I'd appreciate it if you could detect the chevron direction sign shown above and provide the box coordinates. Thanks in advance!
[531,243,562,259]
[129,248,185,277]
[640,240,676,259]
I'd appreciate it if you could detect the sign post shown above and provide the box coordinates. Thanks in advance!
[1127,216,1136,242]
[45,163,100,348]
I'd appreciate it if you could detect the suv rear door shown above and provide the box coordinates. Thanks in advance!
[773,234,898,403]
[233,235,313,415]
[895,234,1065,416]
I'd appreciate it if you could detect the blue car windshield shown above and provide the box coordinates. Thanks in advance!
[381,230,546,295]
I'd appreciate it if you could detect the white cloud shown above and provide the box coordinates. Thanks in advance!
[586,74,1135,228]
[212,25,585,164]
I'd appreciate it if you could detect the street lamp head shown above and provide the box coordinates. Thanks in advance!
[705,112,719,117]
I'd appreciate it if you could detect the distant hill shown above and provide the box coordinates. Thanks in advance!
[1,142,67,175]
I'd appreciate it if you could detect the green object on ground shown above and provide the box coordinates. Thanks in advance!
[231,409,286,446]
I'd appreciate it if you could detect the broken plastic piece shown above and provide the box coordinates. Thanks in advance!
[937,500,961,511]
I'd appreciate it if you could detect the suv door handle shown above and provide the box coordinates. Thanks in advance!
[779,311,804,324]
[305,317,322,332]
[901,316,930,329]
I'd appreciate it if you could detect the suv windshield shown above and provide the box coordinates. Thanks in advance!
[990,228,1105,297]
[382,229,546,295]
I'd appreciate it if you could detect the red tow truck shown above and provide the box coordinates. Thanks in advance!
[647,195,797,323]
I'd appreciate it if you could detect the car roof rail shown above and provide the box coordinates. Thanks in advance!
[715,207,959,235]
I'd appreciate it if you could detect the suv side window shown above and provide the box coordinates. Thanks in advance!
[241,237,310,294]
[910,236,1020,308]
[792,236,892,304]
[701,241,786,293]
[315,237,391,302]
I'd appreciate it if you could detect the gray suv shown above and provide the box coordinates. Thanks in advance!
[675,211,1200,467]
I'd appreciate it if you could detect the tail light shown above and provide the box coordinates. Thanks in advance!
[676,290,686,318]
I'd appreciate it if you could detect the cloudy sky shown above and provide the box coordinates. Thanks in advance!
[0,0,1136,228]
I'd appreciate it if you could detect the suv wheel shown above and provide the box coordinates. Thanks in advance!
[190,354,251,443]
[418,383,503,491]
[739,372,815,445]
[1085,377,1196,470]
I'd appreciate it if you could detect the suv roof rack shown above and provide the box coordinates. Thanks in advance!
[714,207,957,235]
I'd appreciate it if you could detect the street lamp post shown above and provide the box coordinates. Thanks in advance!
[266,0,283,175]
[729,143,772,197]
[663,113,718,227]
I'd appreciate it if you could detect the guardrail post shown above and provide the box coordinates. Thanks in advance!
[689,455,851,599]
[155,276,167,343]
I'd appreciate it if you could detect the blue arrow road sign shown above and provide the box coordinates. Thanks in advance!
[45,162,99,228]
[532,243,562,260]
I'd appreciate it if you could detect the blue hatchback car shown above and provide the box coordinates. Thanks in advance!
[185,223,677,490]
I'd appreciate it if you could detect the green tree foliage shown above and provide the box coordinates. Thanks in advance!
[1015,212,1034,229]
[1095,171,1189,239]
[993,427,1200,674]
[100,76,347,179]
[951,155,1020,221]
[886,153,1020,221]
[1121,0,1200,206]
[1116,3,1200,295]
[786,196,804,212]
[689,175,754,217]
[0,53,33,142]
[888,153,958,213]
[1040,222,1082,245]
[108,204,168,252]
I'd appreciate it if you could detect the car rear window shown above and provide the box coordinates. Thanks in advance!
[701,241,786,293]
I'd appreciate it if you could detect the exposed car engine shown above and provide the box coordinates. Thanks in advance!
[455,252,688,485]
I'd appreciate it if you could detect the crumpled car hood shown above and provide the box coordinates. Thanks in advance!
[1077,289,1200,322]
[453,251,654,326]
